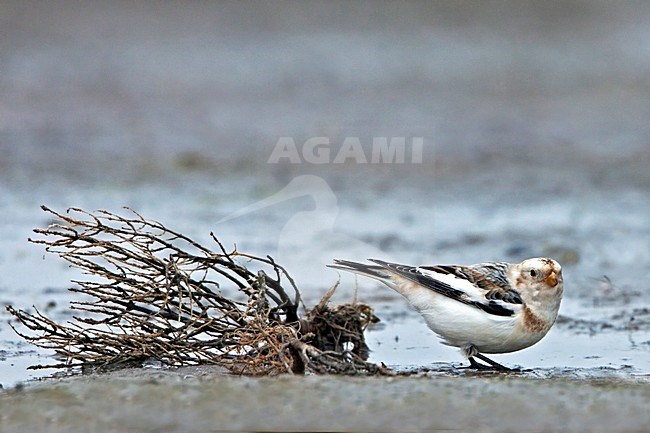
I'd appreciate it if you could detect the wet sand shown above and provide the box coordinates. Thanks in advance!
[1,367,649,433]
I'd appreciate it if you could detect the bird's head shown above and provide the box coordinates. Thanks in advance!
[513,257,564,300]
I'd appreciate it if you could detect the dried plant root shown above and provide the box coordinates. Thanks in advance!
[7,206,390,376]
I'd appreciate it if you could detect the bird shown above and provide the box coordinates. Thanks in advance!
[328,257,564,370]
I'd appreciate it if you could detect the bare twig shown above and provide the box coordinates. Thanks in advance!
[7,206,389,376]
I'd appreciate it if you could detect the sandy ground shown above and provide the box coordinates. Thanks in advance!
[1,1,649,431]
[1,367,649,433]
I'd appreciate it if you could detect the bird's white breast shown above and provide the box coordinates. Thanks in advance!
[394,278,543,354]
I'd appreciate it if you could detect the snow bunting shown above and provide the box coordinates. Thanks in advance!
[328,258,563,370]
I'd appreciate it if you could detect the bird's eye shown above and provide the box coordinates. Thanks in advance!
[529,269,538,278]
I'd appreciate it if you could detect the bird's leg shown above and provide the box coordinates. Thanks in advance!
[473,353,511,371]
[467,356,491,369]
[462,344,512,371]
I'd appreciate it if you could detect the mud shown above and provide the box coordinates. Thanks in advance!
[1,367,648,433]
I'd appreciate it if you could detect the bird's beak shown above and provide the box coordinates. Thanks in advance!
[545,271,558,287]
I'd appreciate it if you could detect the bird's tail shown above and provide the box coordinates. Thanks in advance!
[327,259,394,286]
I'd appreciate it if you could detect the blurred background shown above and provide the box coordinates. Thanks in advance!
[2,0,649,180]
[1,0,649,382]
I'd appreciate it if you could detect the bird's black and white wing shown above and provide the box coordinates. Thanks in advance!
[330,259,522,317]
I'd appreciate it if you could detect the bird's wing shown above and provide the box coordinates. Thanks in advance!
[462,262,524,304]
[369,259,521,317]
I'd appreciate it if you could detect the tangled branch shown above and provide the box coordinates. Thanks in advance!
[7,206,389,376]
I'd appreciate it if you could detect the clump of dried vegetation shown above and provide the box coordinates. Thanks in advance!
[7,206,390,376]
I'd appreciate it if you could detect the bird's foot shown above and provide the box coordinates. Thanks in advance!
[466,355,516,372]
